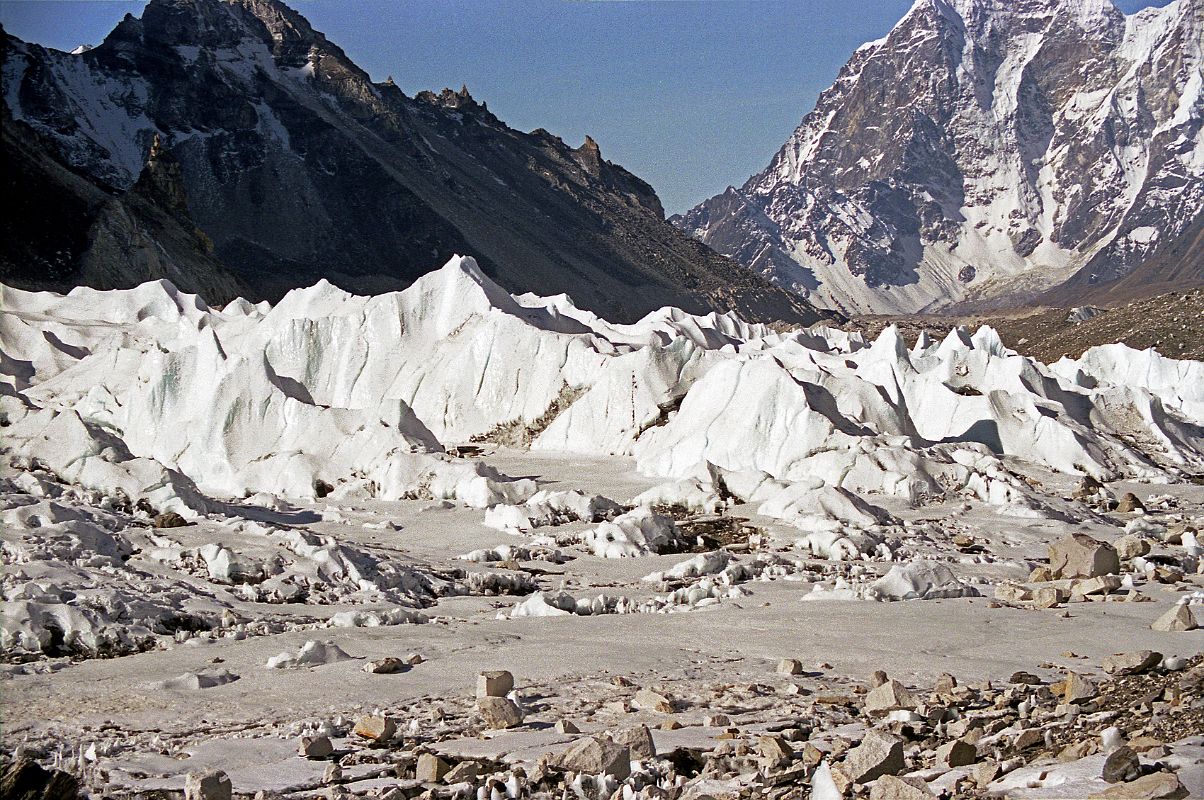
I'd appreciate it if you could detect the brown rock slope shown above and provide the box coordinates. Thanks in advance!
[851,288,1204,363]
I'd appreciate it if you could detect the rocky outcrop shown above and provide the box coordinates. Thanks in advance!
[675,0,1203,314]
[0,107,244,302]
[0,1,829,324]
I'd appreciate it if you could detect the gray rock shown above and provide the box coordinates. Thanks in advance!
[352,715,396,742]
[1058,673,1098,704]
[1049,533,1120,579]
[933,673,957,694]
[0,757,80,800]
[556,736,631,780]
[1103,650,1162,676]
[974,761,1001,786]
[935,739,976,767]
[443,761,479,784]
[476,670,514,698]
[1151,604,1197,632]
[841,730,905,784]
[995,584,1033,603]
[634,687,674,712]
[758,734,794,767]
[865,679,916,715]
[185,771,232,800]
[869,775,936,800]
[1009,671,1042,685]
[1033,586,1065,608]
[1101,746,1141,784]
[298,735,333,759]
[1089,771,1188,799]
[1072,475,1104,500]
[777,658,804,675]
[416,753,449,783]
[610,725,656,759]
[1114,534,1151,560]
[1116,493,1145,513]
[1073,575,1122,597]
[477,696,523,729]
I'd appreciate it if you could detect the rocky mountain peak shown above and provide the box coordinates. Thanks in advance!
[3,0,829,324]
[675,0,1202,314]
[573,136,604,177]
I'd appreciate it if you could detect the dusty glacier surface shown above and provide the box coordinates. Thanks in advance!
[1,255,1201,797]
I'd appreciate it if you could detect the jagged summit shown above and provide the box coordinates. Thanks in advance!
[2,0,830,324]
[675,0,1202,314]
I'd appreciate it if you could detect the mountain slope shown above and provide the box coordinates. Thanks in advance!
[0,0,826,324]
[0,108,245,301]
[674,0,1203,315]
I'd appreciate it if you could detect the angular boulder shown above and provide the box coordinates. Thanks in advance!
[353,715,396,742]
[1101,746,1141,784]
[416,753,450,782]
[184,771,232,800]
[556,736,631,780]
[1049,533,1119,579]
[1102,651,1162,676]
[935,739,976,768]
[1151,604,1197,632]
[865,679,916,715]
[1089,772,1188,800]
[869,775,936,800]
[841,730,905,784]
[634,687,674,712]
[476,670,515,698]
[477,696,524,729]
[610,725,656,759]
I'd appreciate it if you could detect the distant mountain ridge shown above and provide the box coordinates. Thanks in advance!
[0,0,826,324]
[674,0,1203,314]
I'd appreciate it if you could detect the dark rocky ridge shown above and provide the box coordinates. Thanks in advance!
[0,0,829,324]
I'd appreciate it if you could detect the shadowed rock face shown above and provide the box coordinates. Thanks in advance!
[0,106,245,302]
[0,0,830,325]
[674,0,1203,315]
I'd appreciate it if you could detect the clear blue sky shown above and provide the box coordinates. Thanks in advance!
[0,0,1174,214]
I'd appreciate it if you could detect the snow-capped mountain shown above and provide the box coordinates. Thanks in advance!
[0,0,824,324]
[674,0,1204,314]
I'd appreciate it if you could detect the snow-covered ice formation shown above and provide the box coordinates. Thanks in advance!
[4,255,1199,517]
[482,490,623,533]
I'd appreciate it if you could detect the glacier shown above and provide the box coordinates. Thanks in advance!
[3,254,1201,518]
